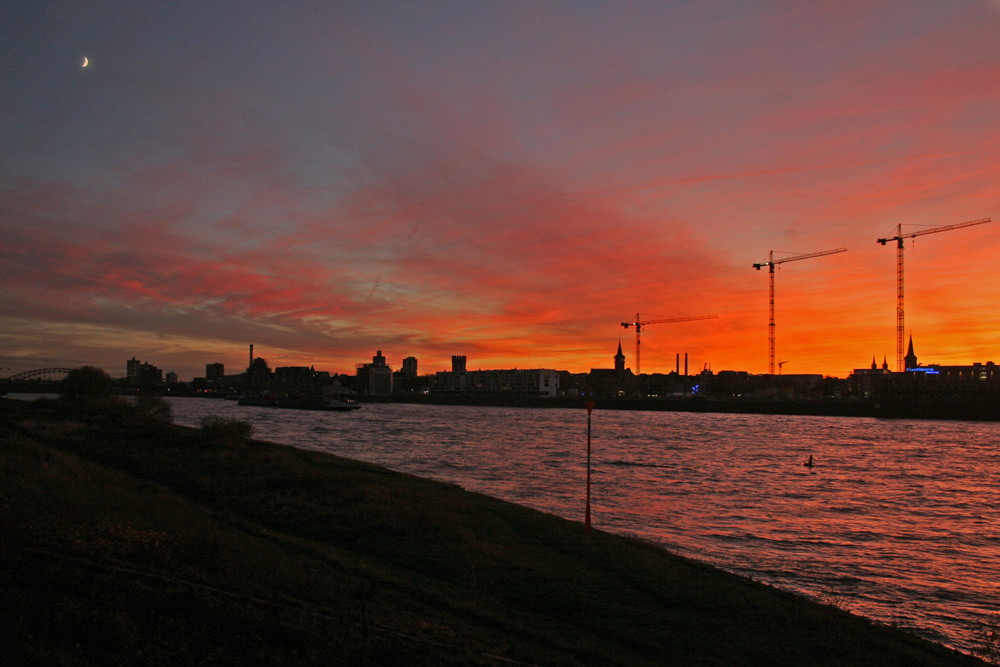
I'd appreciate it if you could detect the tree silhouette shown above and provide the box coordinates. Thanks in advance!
[60,366,114,397]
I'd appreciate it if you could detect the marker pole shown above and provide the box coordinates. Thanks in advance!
[584,401,595,534]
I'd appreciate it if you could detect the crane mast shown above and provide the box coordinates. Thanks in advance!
[620,314,718,375]
[877,217,990,372]
[752,247,847,375]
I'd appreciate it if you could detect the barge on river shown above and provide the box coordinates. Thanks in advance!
[238,393,361,411]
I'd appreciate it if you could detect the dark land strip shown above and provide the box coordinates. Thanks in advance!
[0,397,989,665]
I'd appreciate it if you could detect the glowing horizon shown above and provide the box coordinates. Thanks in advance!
[2,2,999,382]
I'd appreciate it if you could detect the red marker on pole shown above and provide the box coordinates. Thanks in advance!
[584,400,595,534]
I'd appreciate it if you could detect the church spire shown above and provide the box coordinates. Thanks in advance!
[904,334,917,370]
[614,339,626,374]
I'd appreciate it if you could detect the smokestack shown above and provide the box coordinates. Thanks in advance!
[684,353,688,376]
[249,344,254,370]
[676,353,680,375]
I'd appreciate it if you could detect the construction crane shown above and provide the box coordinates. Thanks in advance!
[753,248,847,375]
[877,217,991,372]
[621,314,718,375]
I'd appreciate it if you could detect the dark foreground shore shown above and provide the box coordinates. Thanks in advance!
[0,397,988,666]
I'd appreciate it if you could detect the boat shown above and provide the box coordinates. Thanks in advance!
[238,393,361,411]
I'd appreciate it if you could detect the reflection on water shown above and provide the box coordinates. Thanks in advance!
[167,398,1000,657]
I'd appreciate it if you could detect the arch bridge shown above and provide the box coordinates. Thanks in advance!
[2,368,77,382]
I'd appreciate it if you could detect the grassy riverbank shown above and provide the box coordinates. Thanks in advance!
[0,396,987,666]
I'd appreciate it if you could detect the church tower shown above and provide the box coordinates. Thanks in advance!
[904,335,918,370]
[614,340,626,375]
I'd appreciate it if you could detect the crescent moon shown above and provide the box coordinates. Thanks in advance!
[82,57,89,68]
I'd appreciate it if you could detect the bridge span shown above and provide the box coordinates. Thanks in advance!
[2,368,77,382]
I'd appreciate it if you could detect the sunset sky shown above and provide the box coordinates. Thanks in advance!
[2,1,999,381]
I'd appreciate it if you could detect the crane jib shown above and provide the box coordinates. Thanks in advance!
[878,217,991,245]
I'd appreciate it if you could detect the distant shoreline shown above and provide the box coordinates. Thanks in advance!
[7,389,998,422]
[356,393,1000,422]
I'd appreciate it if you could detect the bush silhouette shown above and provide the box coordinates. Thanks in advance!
[200,416,253,446]
[134,394,174,423]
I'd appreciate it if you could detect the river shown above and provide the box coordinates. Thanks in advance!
[163,398,999,658]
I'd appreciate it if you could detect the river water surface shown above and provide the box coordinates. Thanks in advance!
[166,398,1000,658]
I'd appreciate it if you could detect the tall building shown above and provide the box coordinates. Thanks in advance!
[206,362,225,382]
[401,356,418,377]
[247,357,272,390]
[357,350,393,394]
[125,357,163,386]
[274,366,315,392]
